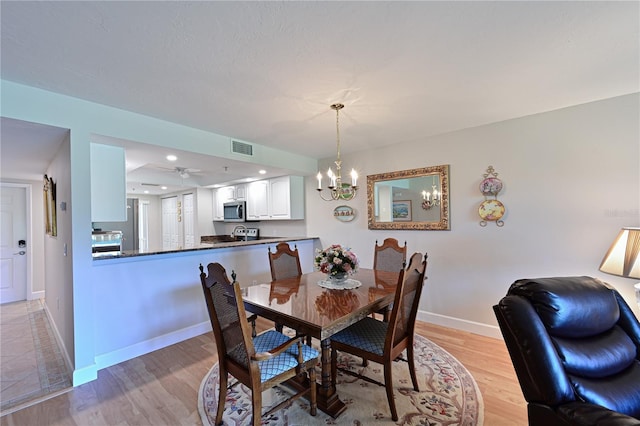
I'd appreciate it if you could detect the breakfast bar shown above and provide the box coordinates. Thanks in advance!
[89,236,319,376]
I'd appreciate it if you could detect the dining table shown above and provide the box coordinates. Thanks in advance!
[241,268,400,418]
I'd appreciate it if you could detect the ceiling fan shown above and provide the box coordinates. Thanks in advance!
[149,164,202,179]
[173,166,199,179]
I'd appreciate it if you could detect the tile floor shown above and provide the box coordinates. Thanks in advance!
[1,299,72,415]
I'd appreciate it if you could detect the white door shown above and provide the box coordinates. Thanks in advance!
[161,196,179,250]
[1,185,28,303]
[138,200,150,252]
[182,193,195,248]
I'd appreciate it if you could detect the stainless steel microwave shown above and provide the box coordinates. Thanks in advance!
[223,201,246,222]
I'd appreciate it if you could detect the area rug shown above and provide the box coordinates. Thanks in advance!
[1,300,72,415]
[198,334,484,425]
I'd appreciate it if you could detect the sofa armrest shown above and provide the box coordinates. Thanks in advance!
[556,402,640,426]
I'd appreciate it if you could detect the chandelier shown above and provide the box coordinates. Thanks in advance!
[421,177,441,210]
[316,103,358,201]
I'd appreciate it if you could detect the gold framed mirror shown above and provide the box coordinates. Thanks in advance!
[367,165,450,230]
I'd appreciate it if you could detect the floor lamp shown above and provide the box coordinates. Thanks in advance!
[599,227,640,310]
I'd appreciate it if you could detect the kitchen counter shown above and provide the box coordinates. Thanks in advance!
[92,236,316,260]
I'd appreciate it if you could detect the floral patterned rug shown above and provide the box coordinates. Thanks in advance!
[198,334,484,425]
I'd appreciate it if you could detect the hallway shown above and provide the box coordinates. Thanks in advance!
[0,299,72,415]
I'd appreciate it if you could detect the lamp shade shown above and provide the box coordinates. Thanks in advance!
[599,227,640,279]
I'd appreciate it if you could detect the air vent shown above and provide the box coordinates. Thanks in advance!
[231,140,253,156]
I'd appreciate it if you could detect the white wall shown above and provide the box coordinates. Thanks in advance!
[43,135,75,365]
[307,93,640,336]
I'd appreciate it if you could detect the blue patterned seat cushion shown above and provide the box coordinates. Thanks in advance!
[253,330,319,383]
[331,317,388,356]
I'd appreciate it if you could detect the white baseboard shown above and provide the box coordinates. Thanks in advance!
[94,321,212,371]
[417,310,503,340]
[72,364,98,386]
[29,290,45,300]
[42,302,78,384]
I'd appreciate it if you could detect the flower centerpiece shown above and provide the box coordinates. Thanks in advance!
[314,244,359,283]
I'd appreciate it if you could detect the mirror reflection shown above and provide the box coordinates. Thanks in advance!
[367,165,450,230]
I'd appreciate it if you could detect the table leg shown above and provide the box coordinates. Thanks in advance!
[283,338,346,418]
[316,338,346,417]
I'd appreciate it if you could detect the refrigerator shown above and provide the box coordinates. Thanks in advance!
[92,198,139,251]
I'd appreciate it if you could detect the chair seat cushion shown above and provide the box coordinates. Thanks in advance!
[331,317,388,356]
[254,330,319,383]
[572,360,640,418]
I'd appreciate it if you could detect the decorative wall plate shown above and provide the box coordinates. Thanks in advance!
[479,177,503,196]
[479,165,506,227]
[334,205,355,222]
[478,199,505,221]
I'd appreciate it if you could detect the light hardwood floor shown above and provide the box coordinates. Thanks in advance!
[1,319,527,425]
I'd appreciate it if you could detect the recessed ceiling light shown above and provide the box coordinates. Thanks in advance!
[161,186,168,190]
[144,190,149,194]
[166,155,177,162]
[259,169,267,174]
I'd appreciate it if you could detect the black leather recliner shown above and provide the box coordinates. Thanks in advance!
[493,276,640,425]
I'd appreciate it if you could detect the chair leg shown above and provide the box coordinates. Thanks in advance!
[384,361,398,421]
[275,322,283,333]
[309,366,317,416]
[216,371,228,426]
[251,388,262,426]
[407,344,419,391]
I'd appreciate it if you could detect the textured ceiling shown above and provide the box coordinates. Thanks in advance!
[1,1,638,189]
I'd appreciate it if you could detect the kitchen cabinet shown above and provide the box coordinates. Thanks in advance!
[214,178,303,221]
[245,176,304,221]
[213,184,247,221]
[246,180,269,220]
[269,176,304,220]
[90,143,126,221]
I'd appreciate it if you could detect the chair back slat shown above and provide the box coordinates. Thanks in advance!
[199,263,254,368]
[388,252,427,348]
[269,242,302,281]
[374,238,407,272]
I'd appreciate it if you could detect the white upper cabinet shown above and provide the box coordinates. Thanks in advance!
[215,177,304,221]
[246,180,270,220]
[268,176,304,220]
[90,143,126,222]
[213,184,247,221]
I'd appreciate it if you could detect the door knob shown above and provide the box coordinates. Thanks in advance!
[13,251,26,255]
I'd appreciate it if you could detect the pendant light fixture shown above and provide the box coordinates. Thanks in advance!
[316,103,358,201]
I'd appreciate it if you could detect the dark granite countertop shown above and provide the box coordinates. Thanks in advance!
[92,236,317,260]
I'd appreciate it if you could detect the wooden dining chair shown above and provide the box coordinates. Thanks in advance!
[373,238,407,273]
[199,262,318,426]
[268,242,310,341]
[330,252,428,421]
[373,238,407,321]
[268,242,302,281]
